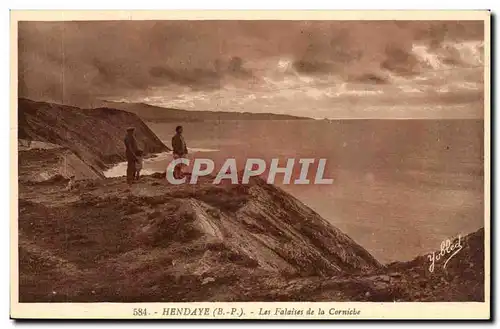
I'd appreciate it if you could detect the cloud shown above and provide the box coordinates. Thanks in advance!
[18,20,484,106]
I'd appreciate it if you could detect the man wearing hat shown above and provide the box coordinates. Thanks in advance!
[124,127,139,184]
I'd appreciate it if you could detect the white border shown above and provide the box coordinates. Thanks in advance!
[4,4,495,326]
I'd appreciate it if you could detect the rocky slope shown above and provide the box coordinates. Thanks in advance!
[18,98,169,175]
[18,173,485,302]
[261,228,485,302]
[18,174,383,302]
[16,98,485,303]
[18,143,102,182]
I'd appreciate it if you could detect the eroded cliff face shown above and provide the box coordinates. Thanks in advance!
[18,98,169,175]
[18,174,383,302]
[17,173,485,302]
[16,98,485,303]
[18,141,103,181]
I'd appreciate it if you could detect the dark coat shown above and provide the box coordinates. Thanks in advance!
[172,133,188,156]
[124,134,139,160]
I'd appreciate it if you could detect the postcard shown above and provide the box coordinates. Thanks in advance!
[10,10,490,320]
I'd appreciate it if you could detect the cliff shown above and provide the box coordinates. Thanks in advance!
[16,98,485,303]
[18,141,102,182]
[18,98,169,175]
[18,172,485,302]
[18,174,382,302]
[97,100,312,122]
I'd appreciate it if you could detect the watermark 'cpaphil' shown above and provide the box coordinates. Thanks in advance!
[166,158,334,185]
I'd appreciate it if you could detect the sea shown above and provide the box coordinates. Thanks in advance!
[105,119,484,264]
[103,40,485,263]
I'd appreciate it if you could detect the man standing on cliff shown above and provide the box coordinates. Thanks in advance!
[124,127,139,185]
[171,125,188,179]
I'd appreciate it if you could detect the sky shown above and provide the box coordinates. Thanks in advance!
[18,20,485,118]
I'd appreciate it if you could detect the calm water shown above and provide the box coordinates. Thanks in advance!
[123,119,484,263]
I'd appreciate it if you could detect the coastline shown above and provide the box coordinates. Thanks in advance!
[104,147,220,178]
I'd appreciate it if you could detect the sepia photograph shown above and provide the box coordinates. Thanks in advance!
[10,10,490,319]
